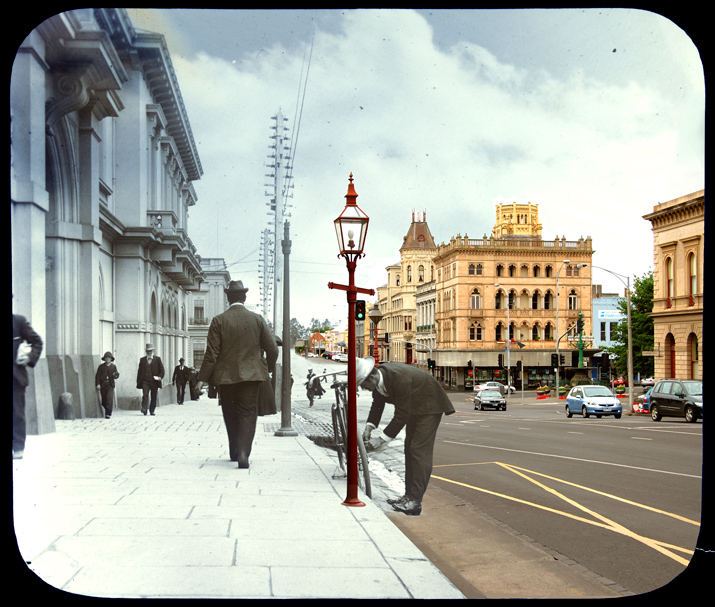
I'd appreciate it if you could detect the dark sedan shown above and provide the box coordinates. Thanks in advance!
[649,379,703,423]
[474,389,507,411]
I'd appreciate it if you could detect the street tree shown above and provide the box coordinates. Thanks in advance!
[604,271,654,378]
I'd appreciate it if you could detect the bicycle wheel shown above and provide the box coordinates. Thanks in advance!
[334,401,372,499]
[332,404,347,471]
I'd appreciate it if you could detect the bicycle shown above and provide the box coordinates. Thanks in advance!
[330,376,372,499]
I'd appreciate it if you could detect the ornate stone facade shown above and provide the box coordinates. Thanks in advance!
[11,10,217,424]
[643,190,704,380]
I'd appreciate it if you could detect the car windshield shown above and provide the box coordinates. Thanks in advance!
[582,386,614,397]
[682,381,702,396]
[482,391,502,398]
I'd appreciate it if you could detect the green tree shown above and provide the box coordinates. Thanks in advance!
[604,271,654,378]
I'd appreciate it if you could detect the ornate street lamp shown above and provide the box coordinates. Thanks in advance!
[328,174,374,507]
[368,303,383,364]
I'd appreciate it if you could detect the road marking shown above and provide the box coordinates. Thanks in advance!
[431,462,697,567]
[442,440,701,479]
[631,437,653,441]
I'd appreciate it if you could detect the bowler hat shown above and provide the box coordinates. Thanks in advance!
[355,356,376,387]
[224,280,248,295]
[102,351,115,361]
[145,343,155,352]
[179,357,185,363]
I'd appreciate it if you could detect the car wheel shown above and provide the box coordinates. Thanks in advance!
[614,413,622,419]
[582,406,590,419]
[650,404,662,422]
[684,405,698,423]
[565,405,572,418]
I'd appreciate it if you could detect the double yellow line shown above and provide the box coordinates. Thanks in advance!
[432,462,698,566]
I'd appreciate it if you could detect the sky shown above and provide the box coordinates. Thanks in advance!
[124,8,705,330]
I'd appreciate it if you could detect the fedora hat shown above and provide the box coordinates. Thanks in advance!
[224,280,249,295]
[145,343,155,352]
[102,351,115,361]
[355,356,376,387]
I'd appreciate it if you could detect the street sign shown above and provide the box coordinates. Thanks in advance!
[642,350,655,356]
[567,335,593,341]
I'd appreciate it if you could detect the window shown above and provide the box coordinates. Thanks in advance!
[495,323,503,341]
[545,265,553,278]
[470,288,481,310]
[544,323,552,340]
[407,266,412,282]
[509,265,516,277]
[468,264,475,276]
[520,265,529,278]
[496,265,504,277]
[568,290,577,310]
[688,253,697,297]
[533,265,541,278]
[418,265,425,282]
[544,292,552,310]
[476,263,483,275]
[532,292,539,310]
[495,291,502,310]
[508,291,515,309]
[469,323,483,341]
[532,325,540,340]
[666,257,674,300]
[601,322,607,341]
[193,298,205,323]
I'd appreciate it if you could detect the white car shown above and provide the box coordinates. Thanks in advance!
[334,353,348,363]
[473,381,515,395]
[640,377,655,387]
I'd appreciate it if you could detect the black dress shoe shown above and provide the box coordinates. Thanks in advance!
[238,460,249,469]
[392,499,422,516]
[386,495,406,506]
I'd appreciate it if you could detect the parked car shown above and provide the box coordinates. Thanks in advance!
[474,390,507,411]
[632,388,652,414]
[565,385,622,419]
[649,379,703,423]
[640,377,655,387]
[610,376,628,388]
[473,381,515,395]
[333,353,348,363]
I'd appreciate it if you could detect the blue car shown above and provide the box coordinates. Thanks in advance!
[565,385,623,419]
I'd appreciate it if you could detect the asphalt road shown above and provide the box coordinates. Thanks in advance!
[431,389,703,595]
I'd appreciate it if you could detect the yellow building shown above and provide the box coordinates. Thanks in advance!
[370,211,437,364]
[368,204,595,390]
[643,190,704,380]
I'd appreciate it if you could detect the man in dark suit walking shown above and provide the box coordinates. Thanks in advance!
[172,358,191,405]
[136,343,164,416]
[357,357,455,516]
[196,280,278,468]
[95,351,120,418]
[13,313,43,459]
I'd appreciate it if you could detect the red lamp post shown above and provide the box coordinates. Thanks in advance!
[328,173,374,507]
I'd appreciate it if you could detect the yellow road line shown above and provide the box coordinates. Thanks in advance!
[431,463,696,567]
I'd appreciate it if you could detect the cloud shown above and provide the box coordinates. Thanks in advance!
[160,9,702,325]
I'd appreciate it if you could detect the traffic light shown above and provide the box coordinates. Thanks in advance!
[602,353,610,370]
[355,300,366,320]
[560,354,565,366]
[576,317,584,333]
[428,358,435,369]
[384,332,389,344]
[516,360,522,373]
[467,360,473,369]
[551,353,558,367]
[498,354,504,368]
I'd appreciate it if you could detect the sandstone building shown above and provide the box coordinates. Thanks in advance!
[643,190,704,380]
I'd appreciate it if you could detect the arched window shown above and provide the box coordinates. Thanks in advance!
[476,263,483,276]
[666,257,674,302]
[468,264,475,276]
[688,253,697,299]
[533,265,541,278]
[509,264,516,277]
[544,323,553,340]
[689,333,699,379]
[520,265,529,278]
[407,265,412,282]
[545,265,553,278]
[544,291,552,310]
[495,323,503,342]
[532,291,539,310]
[495,291,503,310]
[508,290,515,310]
[532,324,540,341]
[568,290,578,310]
[469,322,483,341]
[418,265,425,282]
[496,264,504,277]
[470,288,481,309]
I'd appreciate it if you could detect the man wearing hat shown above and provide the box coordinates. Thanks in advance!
[95,352,120,419]
[196,280,278,468]
[136,343,165,416]
[356,357,455,516]
[172,358,191,405]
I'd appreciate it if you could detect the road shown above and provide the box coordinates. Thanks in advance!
[430,389,703,595]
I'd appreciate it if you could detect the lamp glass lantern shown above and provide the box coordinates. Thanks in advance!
[334,175,369,256]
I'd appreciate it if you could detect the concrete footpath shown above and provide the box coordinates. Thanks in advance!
[12,355,630,599]
[12,398,464,599]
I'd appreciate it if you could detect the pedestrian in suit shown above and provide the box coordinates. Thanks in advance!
[136,343,164,416]
[357,357,455,516]
[95,352,120,419]
[13,313,43,459]
[172,358,191,405]
[196,280,278,469]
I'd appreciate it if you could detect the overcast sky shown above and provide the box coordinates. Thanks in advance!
[124,8,705,330]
